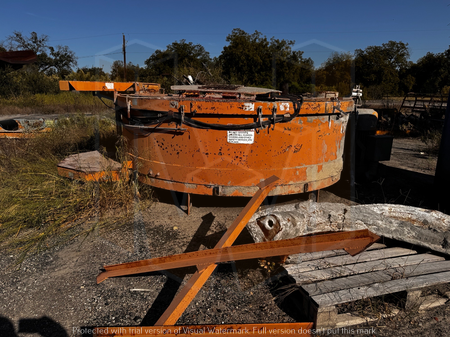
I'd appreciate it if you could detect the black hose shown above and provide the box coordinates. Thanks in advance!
[124,96,304,131]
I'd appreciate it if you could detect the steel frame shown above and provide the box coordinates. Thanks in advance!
[93,176,379,336]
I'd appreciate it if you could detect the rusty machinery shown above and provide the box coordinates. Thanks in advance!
[56,82,379,335]
[59,81,354,198]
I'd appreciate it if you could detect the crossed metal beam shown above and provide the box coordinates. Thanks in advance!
[93,176,379,336]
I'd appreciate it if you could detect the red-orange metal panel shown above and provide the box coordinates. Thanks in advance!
[117,97,353,196]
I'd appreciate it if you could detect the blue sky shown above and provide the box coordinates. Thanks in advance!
[1,0,449,71]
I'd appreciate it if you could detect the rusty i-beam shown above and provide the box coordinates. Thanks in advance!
[93,176,379,336]
[97,229,379,283]
[155,175,280,326]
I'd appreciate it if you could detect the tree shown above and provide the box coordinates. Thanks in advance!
[143,39,213,90]
[315,52,354,96]
[355,41,411,98]
[66,66,110,82]
[110,61,142,82]
[219,29,313,92]
[2,31,77,77]
[409,48,450,94]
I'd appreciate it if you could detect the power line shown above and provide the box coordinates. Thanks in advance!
[49,33,122,42]
[46,28,450,43]
[125,28,450,35]
[77,52,122,59]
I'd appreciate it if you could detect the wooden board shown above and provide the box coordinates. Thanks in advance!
[287,243,450,329]
[285,254,444,284]
[303,260,450,296]
[285,247,416,273]
[286,243,386,264]
[313,270,450,307]
[288,253,443,283]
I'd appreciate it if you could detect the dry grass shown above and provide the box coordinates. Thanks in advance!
[0,92,109,115]
[0,114,152,263]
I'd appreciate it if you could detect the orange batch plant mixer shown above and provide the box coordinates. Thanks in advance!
[59,81,354,197]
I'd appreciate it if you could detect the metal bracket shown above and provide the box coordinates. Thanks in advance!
[333,100,346,119]
[271,105,277,130]
[126,98,131,119]
[256,106,263,134]
[179,105,185,129]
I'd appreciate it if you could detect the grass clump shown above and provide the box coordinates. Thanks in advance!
[0,92,108,115]
[0,114,152,263]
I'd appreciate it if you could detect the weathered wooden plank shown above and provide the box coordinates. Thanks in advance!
[302,260,450,296]
[418,295,448,311]
[332,309,400,329]
[287,253,444,284]
[286,243,387,264]
[286,247,416,273]
[313,270,450,307]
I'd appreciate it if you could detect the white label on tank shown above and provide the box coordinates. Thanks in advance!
[242,103,254,111]
[280,103,290,111]
[105,83,114,89]
[227,130,255,144]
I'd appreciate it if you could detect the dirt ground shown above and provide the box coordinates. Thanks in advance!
[1,136,449,337]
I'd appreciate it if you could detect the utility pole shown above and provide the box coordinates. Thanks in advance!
[122,33,126,81]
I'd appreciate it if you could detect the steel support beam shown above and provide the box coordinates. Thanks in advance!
[97,229,379,283]
[154,176,279,326]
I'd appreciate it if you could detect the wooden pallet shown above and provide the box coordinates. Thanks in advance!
[284,243,450,329]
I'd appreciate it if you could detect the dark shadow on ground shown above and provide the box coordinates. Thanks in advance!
[0,316,68,337]
[267,269,317,324]
[139,212,217,326]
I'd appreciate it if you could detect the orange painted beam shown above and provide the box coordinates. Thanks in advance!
[59,80,160,92]
[154,176,279,326]
[97,229,379,283]
[0,129,51,138]
[92,323,315,337]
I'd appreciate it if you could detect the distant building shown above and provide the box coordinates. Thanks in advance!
[0,50,37,70]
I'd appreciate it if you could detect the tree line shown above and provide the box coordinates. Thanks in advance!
[1,29,449,99]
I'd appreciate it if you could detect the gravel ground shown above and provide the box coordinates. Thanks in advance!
[1,137,449,337]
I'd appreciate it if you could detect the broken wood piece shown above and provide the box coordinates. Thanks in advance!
[247,201,450,255]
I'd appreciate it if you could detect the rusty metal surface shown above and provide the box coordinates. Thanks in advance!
[59,80,354,196]
[154,176,279,326]
[57,151,130,182]
[0,118,51,138]
[59,80,160,93]
[119,98,352,196]
[92,323,314,336]
[97,229,379,283]
[171,84,282,95]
